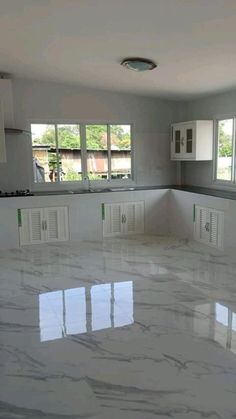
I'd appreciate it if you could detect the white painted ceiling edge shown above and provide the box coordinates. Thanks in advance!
[0,0,236,100]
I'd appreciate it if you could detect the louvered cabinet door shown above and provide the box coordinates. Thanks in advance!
[194,205,224,249]
[19,206,69,245]
[0,101,6,163]
[103,203,123,237]
[44,207,69,242]
[124,201,144,235]
[209,209,224,249]
[19,208,45,245]
[199,207,210,244]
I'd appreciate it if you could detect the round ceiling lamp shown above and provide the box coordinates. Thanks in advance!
[121,57,157,72]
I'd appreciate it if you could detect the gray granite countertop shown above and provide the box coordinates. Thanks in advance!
[171,185,236,201]
[32,185,236,200]
[2,185,236,201]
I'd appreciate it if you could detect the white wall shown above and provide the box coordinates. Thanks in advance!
[0,79,186,191]
[182,89,236,187]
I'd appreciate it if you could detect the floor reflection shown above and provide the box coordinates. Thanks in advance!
[39,281,134,342]
[194,302,236,354]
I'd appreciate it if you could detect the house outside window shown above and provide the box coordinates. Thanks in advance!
[31,123,133,185]
[215,118,235,184]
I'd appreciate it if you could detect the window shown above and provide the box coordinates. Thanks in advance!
[215,118,235,183]
[31,123,133,184]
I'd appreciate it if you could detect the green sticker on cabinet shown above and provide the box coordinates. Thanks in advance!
[17,209,22,227]
[102,203,105,220]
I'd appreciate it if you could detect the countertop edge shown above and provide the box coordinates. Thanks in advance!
[1,185,236,201]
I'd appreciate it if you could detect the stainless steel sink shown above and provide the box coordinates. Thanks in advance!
[109,187,135,192]
[89,188,110,193]
[73,188,110,194]
[73,190,88,194]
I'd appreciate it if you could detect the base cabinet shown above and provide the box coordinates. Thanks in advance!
[194,205,224,249]
[102,201,144,237]
[0,101,6,163]
[19,206,69,245]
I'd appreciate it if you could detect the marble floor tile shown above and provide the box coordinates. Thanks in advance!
[0,236,236,418]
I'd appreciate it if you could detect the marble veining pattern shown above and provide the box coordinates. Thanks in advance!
[0,236,236,418]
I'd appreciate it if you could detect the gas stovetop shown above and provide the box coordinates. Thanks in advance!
[0,189,34,198]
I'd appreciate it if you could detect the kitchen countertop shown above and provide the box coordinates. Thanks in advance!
[32,185,171,197]
[33,185,236,201]
[171,185,236,201]
[2,185,236,201]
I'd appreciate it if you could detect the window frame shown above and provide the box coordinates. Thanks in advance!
[29,119,135,191]
[213,115,236,188]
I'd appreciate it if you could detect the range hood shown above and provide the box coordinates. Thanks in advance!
[0,75,30,135]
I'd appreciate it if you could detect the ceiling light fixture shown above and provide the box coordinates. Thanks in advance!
[121,57,157,72]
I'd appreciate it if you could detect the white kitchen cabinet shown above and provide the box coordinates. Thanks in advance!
[0,101,6,163]
[171,120,213,160]
[19,206,69,245]
[102,201,144,237]
[194,205,224,249]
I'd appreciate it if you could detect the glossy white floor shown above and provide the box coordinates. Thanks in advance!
[0,236,236,419]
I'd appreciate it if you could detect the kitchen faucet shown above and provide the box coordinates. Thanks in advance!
[84,174,92,191]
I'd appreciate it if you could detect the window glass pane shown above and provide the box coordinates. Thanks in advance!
[86,125,108,180]
[31,124,57,183]
[110,125,131,179]
[175,130,181,154]
[57,124,82,181]
[217,119,233,181]
[186,129,193,153]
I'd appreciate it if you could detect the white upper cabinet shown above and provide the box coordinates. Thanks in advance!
[0,101,6,163]
[171,120,213,161]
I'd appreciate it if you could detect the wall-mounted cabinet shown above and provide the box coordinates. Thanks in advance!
[0,101,6,163]
[102,201,144,237]
[171,120,213,161]
[19,206,69,245]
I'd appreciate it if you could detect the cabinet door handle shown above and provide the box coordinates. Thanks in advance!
[42,220,47,230]
[121,214,126,224]
[181,137,185,146]
[205,222,210,232]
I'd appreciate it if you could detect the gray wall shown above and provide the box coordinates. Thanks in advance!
[0,79,186,191]
[182,89,236,187]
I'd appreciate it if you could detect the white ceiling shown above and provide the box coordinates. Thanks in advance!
[1,0,236,99]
